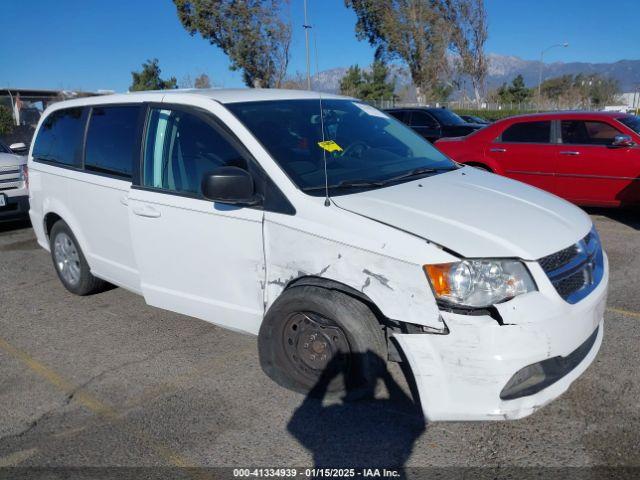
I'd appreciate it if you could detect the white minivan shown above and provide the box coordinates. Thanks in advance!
[28,89,607,421]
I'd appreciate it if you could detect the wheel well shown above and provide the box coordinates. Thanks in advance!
[465,162,493,172]
[286,276,388,327]
[283,276,421,362]
[44,212,62,238]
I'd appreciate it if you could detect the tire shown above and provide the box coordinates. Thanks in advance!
[49,220,106,296]
[258,285,386,399]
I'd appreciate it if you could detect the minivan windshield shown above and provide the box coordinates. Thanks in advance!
[226,99,456,195]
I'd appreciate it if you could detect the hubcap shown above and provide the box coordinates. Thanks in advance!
[283,312,350,380]
[53,232,81,286]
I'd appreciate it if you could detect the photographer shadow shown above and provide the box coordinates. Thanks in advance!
[287,351,426,468]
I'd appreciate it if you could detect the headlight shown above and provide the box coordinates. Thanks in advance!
[424,259,536,308]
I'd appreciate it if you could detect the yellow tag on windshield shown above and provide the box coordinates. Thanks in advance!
[317,140,343,153]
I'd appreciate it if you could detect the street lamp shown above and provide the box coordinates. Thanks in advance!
[538,42,569,107]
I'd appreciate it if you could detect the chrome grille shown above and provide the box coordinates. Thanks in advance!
[0,165,22,191]
[538,227,604,304]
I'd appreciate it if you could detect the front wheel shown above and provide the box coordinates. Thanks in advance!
[49,220,106,295]
[258,286,386,399]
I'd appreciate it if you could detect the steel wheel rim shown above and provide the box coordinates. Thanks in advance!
[282,312,351,382]
[53,232,81,286]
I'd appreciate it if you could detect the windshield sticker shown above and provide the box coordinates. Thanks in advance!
[353,102,390,119]
[317,140,343,153]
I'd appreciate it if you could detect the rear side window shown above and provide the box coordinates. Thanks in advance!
[85,105,140,178]
[32,107,85,166]
[501,121,551,143]
[142,107,247,196]
[561,120,622,145]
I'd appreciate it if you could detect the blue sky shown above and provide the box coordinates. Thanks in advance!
[1,0,638,92]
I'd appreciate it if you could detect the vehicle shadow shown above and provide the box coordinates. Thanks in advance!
[584,206,640,231]
[0,217,32,234]
[287,351,426,469]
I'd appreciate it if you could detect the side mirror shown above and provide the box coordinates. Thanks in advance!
[612,134,635,148]
[9,142,27,153]
[201,166,257,205]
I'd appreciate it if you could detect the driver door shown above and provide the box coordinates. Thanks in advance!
[128,104,265,334]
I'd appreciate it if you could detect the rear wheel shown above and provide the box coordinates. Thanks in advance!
[49,220,106,295]
[258,286,386,399]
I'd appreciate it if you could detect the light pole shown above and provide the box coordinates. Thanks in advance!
[538,42,569,107]
[303,0,312,90]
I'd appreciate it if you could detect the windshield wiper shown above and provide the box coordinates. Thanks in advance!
[374,166,454,185]
[301,166,456,193]
[302,179,386,192]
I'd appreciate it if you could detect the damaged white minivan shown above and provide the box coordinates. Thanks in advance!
[28,89,607,421]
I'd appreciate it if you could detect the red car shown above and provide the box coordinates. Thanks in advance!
[435,112,640,207]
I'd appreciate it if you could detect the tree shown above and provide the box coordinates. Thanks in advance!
[194,73,212,89]
[509,74,531,103]
[339,65,365,98]
[173,0,291,88]
[0,106,13,137]
[494,74,532,104]
[452,0,488,106]
[130,59,178,91]
[339,61,397,102]
[345,0,458,103]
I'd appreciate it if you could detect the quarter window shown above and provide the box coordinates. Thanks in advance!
[561,120,622,145]
[501,121,551,143]
[85,105,140,178]
[32,107,85,166]
[142,108,247,196]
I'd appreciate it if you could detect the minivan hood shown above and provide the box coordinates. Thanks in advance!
[0,152,26,168]
[332,167,591,259]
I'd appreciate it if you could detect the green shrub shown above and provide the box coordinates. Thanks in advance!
[0,106,13,136]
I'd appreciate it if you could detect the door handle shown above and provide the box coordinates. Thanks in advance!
[490,148,506,153]
[560,151,580,156]
[120,195,129,206]
[133,205,161,218]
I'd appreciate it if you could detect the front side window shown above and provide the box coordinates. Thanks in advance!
[226,99,455,195]
[561,120,622,145]
[0,140,10,154]
[32,107,85,166]
[143,107,247,196]
[410,111,438,128]
[501,121,551,143]
[85,105,140,178]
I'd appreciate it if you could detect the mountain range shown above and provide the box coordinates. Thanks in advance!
[310,54,640,96]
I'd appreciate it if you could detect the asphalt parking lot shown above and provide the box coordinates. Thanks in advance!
[0,209,639,476]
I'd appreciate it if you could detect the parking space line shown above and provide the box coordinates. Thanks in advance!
[0,335,194,470]
[607,307,640,319]
[0,447,38,467]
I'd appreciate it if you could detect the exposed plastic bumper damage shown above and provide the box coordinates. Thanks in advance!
[393,264,608,422]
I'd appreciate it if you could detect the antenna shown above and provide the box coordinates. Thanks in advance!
[313,30,330,207]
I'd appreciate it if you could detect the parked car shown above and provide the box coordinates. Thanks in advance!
[436,112,640,207]
[28,90,607,421]
[0,139,29,222]
[459,114,491,125]
[385,107,485,143]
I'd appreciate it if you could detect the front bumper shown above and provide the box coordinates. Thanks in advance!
[0,194,29,222]
[394,254,608,422]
